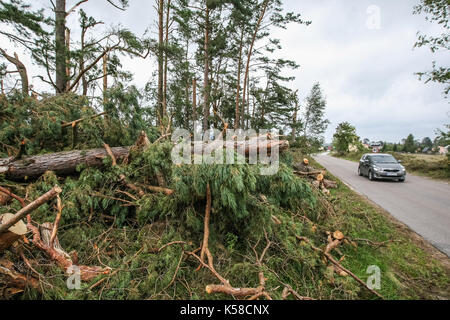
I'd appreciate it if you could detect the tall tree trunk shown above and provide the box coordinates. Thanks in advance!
[55,0,67,94]
[203,3,210,130]
[234,27,245,130]
[193,78,197,122]
[0,50,28,96]
[241,73,249,128]
[80,27,87,96]
[242,0,269,117]
[65,28,71,91]
[292,94,299,143]
[157,0,164,125]
[245,76,250,129]
[103,54,108,103]
[163,0,171,116]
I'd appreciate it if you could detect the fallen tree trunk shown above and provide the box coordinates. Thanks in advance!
[0,147,130,181]
[323,179,338,189]
[0,139,290,181]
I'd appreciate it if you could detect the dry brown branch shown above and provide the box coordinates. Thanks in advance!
[0,258,40,298]
[158,241,187,253]
[0,186,26,207]
[296,235,384,299]
[137,183,174,196]
[103,143,117,166]
[61,112,106,128]
[189,204,272,300]
[282,285,315,300]
[199,183,211,268]
[27,220,110,282]
[49,195,64,248]
[0,186,61,235]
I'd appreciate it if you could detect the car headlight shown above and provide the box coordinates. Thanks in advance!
[400,166,406,172]
[373,166,381,172]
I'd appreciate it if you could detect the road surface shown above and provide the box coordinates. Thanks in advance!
[314,153,450,257]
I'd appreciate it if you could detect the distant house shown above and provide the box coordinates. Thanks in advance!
[370,141,383,153]
[438,146,449,155]
[348,144,359,152]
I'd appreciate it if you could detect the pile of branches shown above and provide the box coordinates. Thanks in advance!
[0,95,386,300]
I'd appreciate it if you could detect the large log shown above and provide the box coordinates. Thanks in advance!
[0,139,289,181]
[0,147,130,181]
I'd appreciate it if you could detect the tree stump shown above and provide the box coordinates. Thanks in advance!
[0,213,27,253]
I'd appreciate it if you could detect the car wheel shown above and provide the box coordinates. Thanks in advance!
[358,167,363,176]
[368,170,374,181]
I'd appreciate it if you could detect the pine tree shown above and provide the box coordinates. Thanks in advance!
[303,82,330,147]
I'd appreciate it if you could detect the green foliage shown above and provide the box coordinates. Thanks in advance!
[302,82,330,143]
[413,0,449,96]
[332,122,360,155]
[0,93,103,156]
[403,133,417,153]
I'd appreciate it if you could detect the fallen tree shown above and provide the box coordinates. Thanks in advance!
[0,138,290,181]
[0,147,130,181]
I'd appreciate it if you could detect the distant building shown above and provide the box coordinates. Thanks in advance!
[370,141,383,153]
[438,146,449,155]
[348,144,359,152]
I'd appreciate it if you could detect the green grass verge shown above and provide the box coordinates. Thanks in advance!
[308,155,449,299]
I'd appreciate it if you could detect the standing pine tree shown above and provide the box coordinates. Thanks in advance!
[302,82,330,148]
[403,134,416,153]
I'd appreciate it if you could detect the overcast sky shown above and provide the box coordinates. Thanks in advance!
[6,0,450,144]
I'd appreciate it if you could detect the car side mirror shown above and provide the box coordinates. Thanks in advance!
[397,160,402,163]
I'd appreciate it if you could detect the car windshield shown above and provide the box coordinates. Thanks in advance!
[371,155,397,163]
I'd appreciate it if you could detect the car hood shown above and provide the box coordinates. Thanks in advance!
[373,163,402,169]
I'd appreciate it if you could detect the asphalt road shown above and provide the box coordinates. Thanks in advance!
[314,153,450,257]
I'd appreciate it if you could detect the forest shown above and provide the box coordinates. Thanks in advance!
[0,0,448,301]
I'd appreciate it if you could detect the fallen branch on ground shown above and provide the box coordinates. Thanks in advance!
[296,234,384,299]
[189,187,272,300]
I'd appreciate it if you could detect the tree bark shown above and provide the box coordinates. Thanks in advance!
[65,27,71,91]
[234,27,245,130]
[292,91,299,143]
[192,78,197,123]
[242,0,269,119]
[0,138,289,181]
[203,3,210,130]
[103,53,108,103]
[0,147,130,181]
[163,0,171,115]
[55,0,67,94]
[157,0,164,124]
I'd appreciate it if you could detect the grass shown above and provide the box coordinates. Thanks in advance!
[303,154,450,299]
[332,150,450,181]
